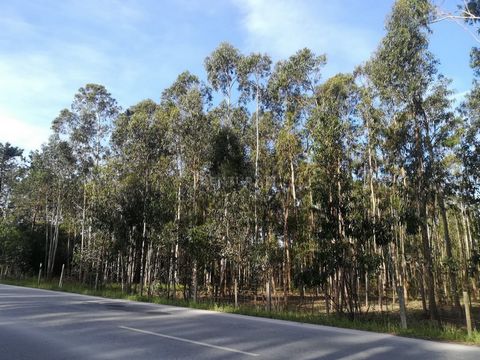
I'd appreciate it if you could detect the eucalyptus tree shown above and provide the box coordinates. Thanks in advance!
[204,43,258,300]
[238,53,272,244]
[0,143,23,219]
[420,77,464,309]
[460,52,480,204]
[458,54,480,295]
[205,42,243,126]
[30,136,76,278]
[112,99,172,292]
[52,84,120,281]
[268,48,326,297]
[367,0,443,321]
[355,68,406,312]
[307,73,360,314]
[53,84,120,170]
[161,71,212,299]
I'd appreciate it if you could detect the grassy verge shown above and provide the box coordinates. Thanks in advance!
[2,277,479,345]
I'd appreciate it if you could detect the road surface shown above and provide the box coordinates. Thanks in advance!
[0,284,479,359]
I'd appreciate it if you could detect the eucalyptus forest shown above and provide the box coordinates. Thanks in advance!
[2,0,480,329]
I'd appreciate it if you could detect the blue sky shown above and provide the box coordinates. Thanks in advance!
[0,0,477,152]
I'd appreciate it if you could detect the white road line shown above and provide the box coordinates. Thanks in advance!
[119,325,259,357]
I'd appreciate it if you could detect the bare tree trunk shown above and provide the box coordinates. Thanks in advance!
[139,234,146,297]
[44,196,49,276]
[413,102,439,322]
[290,159,296,205]
[254,83,260,244]
[397,286,408,329]
[234,266,238,308]
[192,260,198,302]
[47,191,61,279]
[80,181,86,282]
[437,190,461,311]
[464,207,478,300]
[191,170,199,301]
[283,204,290,305]
[172,177,182,299]
[419,193,440,322]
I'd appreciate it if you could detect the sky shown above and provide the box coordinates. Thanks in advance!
[0,0,477,153]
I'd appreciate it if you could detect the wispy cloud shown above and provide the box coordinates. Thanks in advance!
[233,0,380,74]
[0,53,70,121]
[0,111,50,153]
[0,0,151,151]
[0,44,111,124]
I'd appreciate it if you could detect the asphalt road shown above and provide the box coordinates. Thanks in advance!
[0,284,479,359]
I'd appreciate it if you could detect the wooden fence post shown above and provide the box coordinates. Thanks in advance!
[234,277,238,308]
[397,286,407,329]
[266,278,272,312]
[463,291,473,337]
[59,264,65,288]
[37,263,42,286]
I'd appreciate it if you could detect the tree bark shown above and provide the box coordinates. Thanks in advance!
[437,190,461,311]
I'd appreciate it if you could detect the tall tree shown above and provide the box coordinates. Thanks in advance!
[238,53,272,243]
[367,0,441,321]
[0,143,23,219]
[52,84,120,281]
[268,48,326,299]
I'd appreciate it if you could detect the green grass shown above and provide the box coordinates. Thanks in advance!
[2,277,480,345]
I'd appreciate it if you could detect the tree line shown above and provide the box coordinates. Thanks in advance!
[2,0,480,323]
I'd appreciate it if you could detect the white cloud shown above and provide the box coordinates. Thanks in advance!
[0,33,123,148]
[0,111,50,152]
[0,49,95,129]
[0,0,152,147]
[0,53,70,126]
[233,0,379,74]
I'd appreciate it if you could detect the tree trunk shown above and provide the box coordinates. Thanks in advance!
[437,190,461,311]
[419,194,440,322]
[283,204,290,305]
[80,181,87,282]
[254,83,260,244]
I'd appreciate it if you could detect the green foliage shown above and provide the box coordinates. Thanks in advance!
[0,223,27,271]
[367,0,436,105]
[268,48,325,117]
[0,142,23,216]
[204,42,242,97]
[210,127,250,182]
